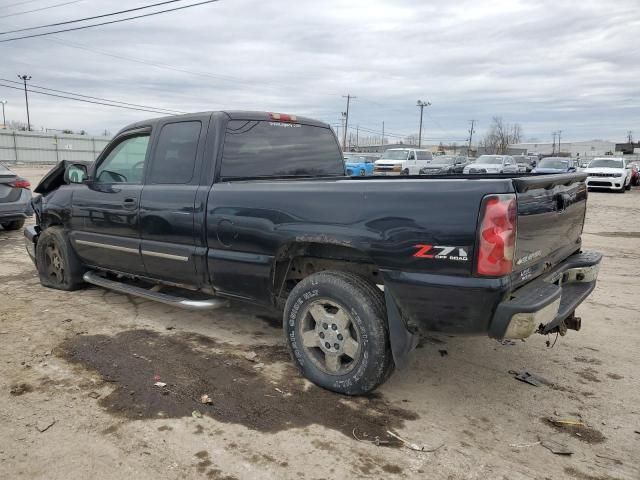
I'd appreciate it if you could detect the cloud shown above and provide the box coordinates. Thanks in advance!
[0,0,637,142]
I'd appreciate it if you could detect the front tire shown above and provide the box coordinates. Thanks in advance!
[35,226,85,291]
[284,270,393,395]
[1,218,25,231]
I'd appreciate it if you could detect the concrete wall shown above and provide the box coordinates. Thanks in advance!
[0,129,111,164]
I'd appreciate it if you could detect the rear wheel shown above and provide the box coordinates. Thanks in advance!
[401,169,409,176]
[1,218,25,231]
[284,270,393,395]
[35,226,85,291]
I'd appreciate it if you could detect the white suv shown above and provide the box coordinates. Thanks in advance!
[584,157,631,192]
[374,148,433,175]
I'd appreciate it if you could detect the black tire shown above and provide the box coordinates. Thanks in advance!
[284,270,393,395]
[1,218,25,231]
[35,226,85,291]
[401,169,409,176]
[625,182,631,191]
[359,169,365,176]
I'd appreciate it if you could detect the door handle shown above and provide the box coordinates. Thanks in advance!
[122,197,138,209]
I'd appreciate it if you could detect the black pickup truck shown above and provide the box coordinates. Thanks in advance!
[25,111,601,395]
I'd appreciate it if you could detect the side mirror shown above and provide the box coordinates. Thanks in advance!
[568,167,576,172]
[64,164,88,184]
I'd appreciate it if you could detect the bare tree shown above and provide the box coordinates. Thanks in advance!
[481,117,523,154]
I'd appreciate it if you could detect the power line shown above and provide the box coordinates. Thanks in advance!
[0,0,186,34]
[0,77,186,114]
[1,0,44,9]
[0,0,87,19]
[0,82,183,115]
[0,0,220,42]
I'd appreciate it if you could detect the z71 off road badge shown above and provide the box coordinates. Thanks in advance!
[413,244,469,261]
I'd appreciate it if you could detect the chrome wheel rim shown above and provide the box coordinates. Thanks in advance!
[298,299,361,375]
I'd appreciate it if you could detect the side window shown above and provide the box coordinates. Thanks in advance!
[416,151,432,161]
[407,152,416,161]
[95,135,150,184]
[149,121,202,184]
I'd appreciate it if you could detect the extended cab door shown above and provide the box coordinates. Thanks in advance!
[70,129,150,275]
[139,116,209,285]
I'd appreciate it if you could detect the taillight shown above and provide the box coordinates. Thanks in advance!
[476,194,517,276]
[10,178,31,189]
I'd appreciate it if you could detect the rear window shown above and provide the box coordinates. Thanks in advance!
[220,120,343,179]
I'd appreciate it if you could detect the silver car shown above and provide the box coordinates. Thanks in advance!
[0,163,32,231]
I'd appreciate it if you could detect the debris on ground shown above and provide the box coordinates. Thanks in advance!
[9,383,32,396]
[501,340,517,346]
[509,441,540,448]
[544,416,606,444]
[36,419,56,433]
[200,394,213,405]
[88,391,101,399]
[243,352,258,362]
[548,416,585,428]
[509,370,547,387]
[165,326,175,330]
[154,382,167,388]
[540,438,573,455]
[438,349,448,357]
[191,411,203,419]
[386,430,444,453]
[352,427,392,446]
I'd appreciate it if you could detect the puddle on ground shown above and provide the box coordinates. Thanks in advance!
[58,329,417,446]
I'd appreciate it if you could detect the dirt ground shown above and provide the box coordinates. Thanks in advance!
[1,166,639,480]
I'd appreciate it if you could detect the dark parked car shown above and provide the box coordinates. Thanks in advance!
[419,155,470,174]
[0,163,32,230]
[25,110,601,395]
[532,157,577,174]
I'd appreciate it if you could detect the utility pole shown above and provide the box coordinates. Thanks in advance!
[342,95,355,151]
[416,100,431,148]
[552,132,557,154]
[17,74,32,131]
[557,130,562,154]
[467,119,476,155]
[0,100,6,129]
[381,121,385,147]
[627,130,633,143]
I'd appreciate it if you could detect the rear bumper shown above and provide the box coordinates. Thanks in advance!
[381,251,601,339]
[489,251,602,339]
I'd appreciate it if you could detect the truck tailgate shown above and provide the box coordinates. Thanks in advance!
[510,173,588,288]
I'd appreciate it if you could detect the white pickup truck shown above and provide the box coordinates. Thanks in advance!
[373,148,434,175]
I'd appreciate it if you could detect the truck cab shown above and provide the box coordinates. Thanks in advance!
[373,148,433,175]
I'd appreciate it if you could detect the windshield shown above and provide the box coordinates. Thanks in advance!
[475,155,503,165]
[344,156,365,163]
[430,156,455,165]
[381,150,409,160]
[539,158,569,169]
[589,159,623,169]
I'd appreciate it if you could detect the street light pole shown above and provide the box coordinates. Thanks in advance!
[17,74,32,131]
[416,100,431,148]
[0,100,7,129]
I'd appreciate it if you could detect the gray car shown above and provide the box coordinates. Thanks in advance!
[0,163,32,231]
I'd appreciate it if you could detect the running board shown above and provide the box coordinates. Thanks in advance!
[82,271,229,310]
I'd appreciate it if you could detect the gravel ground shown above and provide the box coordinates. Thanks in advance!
[1,166,639,480]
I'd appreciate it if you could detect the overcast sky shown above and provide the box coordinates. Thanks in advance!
[0,0,638,143]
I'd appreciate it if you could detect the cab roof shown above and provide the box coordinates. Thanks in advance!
[116,111,330,136]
